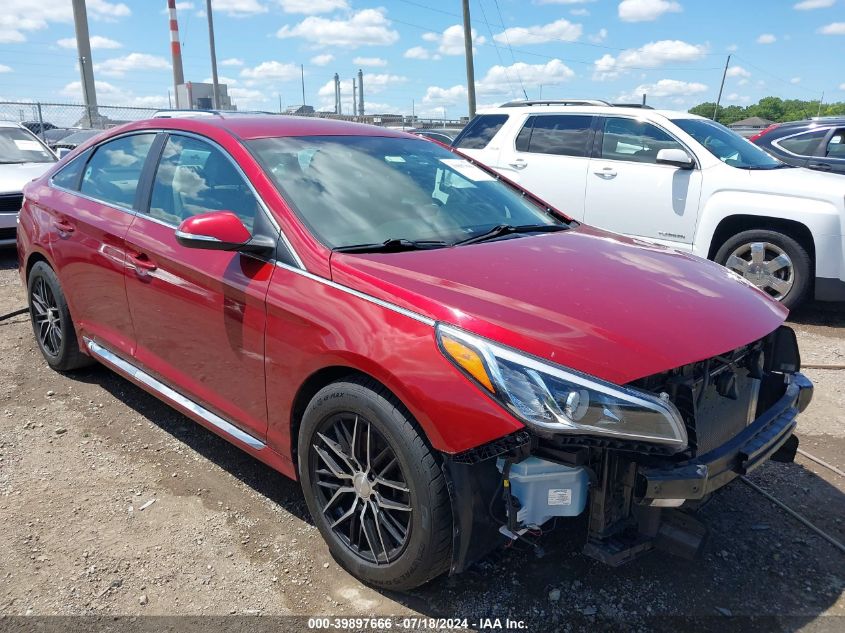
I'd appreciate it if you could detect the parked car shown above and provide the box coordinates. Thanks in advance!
[453,100,845,308]
[0,121,57,246]
[18,115,812,590]
[21,120,59,135]
[751,117,845,175]
[41,127,81,149]
[408,128,459,144]
[52,129,105,157]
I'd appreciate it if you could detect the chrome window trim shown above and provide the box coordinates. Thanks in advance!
[84,337,267,451]
[771,126,833,158]
[273,260,435,326]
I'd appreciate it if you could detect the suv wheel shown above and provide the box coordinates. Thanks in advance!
[715,230,811,310]
[298,377,452,590]
[27,261,93,371]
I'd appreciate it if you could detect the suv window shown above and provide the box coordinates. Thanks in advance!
[775,128,827,156]
[80,134,156,209]
[453,114,509,150]
[149,134,259,230]
[601,118,684,164]
[515,115,593,157]
[826,129,845,159]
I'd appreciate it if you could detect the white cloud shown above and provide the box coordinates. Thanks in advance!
[353,57,387,67]
[478,59,575,95]
[493,19,581,46]
[756,33,777,44]
[618,78,707,102]
[277,0,348,13]
[819,22,845,35]
[57,35,122,50]
[618,0,681,22]
[793,0,835,9]
[228,87,266,108]
[726,43,738,52]
[737,78,749,86]
[840,83,845,90]
[213,0,268,16]
[790,76,801,84]
[403,46,439,60]
[221,57,245,67]
[726,65,750,78]
[203,75,238,85]
[240,60,300,81]
[0,0,130,44]
[423,24,485,55]
[60,80,169,108]
[571,8,591,16]
[160,2,194,13]
[0,64,11,73]
[593,39,707,80]
[94,53,170,77]
[588,28,608,43]
[536,0,595,4]
[310,54,334,66]
[277,8,398,48]
[422,85,467,107]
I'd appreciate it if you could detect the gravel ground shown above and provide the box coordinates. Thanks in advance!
[1,248,843,632]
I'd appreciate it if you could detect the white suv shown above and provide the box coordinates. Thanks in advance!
[453,100,845,309]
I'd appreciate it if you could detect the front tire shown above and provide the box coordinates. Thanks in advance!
[298,377,453,591]
[27,261,92,371]
[714,229,811,310]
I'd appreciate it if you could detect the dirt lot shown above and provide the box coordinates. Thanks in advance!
[1,247,843,631]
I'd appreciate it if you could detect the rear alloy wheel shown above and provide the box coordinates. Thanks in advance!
[715,229,811,310]
[27,261,92,371]
[298,377,452,590]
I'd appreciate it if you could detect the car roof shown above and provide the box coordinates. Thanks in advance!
[771,118,845,130]
[0,120,26,129]
[124,113,414,141]
[475,104,703,122]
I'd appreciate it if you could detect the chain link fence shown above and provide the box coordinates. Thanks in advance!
[0,101,467,139]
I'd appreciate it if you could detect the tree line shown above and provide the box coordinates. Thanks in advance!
[688,96,845,125]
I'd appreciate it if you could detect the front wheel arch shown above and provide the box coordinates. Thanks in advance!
[707,214,816,274]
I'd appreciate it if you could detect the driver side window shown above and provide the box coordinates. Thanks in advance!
[600,118,684,164]
[149,135,259,231]
[80,134,156,209]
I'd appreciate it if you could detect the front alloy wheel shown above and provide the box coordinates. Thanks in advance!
[725,241,794,301]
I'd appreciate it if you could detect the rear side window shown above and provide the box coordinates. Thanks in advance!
[775,129,827,156]
[80,134,156,209]
[600,118,684,164]
[453,114,509,150]
[51,149,91,191]
[825,129,845,158]
[515,115,594,157]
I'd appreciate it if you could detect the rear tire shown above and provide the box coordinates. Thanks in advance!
[714,229,811,310]
[298,377,453,591]
[27,261,92,371]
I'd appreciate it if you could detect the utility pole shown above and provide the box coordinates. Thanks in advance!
[72,0,98,127]
[352,78,357,116]
[461,0,476,118]
[713,54,731,122]
[817,92,824,118]
[357,68,364,116]
[205,0,220,109]
[300,64,306,106]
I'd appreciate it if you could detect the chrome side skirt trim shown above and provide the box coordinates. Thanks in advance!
[273,261,436,326]
[84,338,266,451]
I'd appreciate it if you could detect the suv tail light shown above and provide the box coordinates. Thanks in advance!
[749,124,780,142]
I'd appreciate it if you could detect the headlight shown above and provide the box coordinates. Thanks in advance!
[437,324,688,450]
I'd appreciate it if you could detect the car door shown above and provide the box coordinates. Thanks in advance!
[494,114,595,221]
[45,132,157,356]
[812,127,845,175]
[124,132,277,440]
[584,116,702,248]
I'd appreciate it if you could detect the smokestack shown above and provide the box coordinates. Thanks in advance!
[167,0,185,108]
[352,78,357,116]
[334,73,341,114]
[357,68,364,116]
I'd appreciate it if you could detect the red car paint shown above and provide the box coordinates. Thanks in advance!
[17,115,787,481]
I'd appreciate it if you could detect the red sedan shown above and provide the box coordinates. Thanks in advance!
[17,114,812,590]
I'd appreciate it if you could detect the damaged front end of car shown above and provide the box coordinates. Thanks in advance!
[439,324,813,573]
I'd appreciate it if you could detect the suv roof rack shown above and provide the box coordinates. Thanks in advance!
[499,99,612,108]
[610,103,654,109]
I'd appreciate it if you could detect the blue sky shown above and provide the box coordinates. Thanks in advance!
[1,0,844,117]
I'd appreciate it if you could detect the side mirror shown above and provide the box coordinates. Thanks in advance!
[175,211,274,254]
[56,148,71,159]
[656,148,695,169]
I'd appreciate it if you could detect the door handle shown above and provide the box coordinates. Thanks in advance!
[54,219,75,234]
[808,162,831,171]
[509,159,528,170]
[594,167,617,178]
[128,252,157,272]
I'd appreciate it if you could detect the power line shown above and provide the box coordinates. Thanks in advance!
[489,0,527,99]
[473,0,517,99]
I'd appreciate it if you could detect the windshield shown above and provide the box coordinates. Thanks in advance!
[248,135,566,249]
[0,127,56,164]
[671,118,783,170]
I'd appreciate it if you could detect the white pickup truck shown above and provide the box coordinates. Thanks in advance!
[453,100,845,309]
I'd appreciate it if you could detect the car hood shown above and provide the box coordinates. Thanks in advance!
[330,226,787,384]
[740,165,844,200]
[0,162,55,195]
